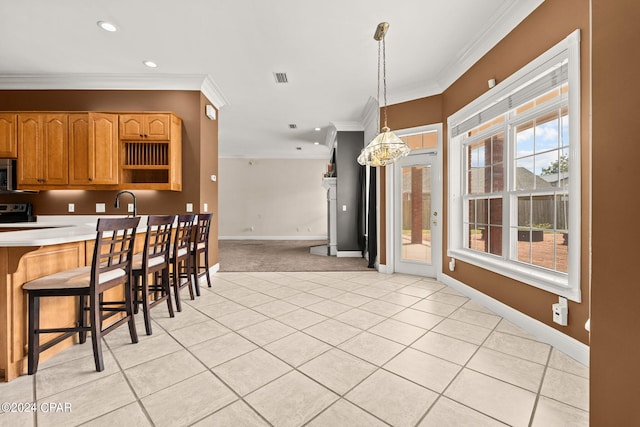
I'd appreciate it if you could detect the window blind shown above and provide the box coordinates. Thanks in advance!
[451,54,569,138]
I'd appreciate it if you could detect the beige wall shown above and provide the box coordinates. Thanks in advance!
[384,0,590,343]
[0,89,219,264]
[218,158,327,238]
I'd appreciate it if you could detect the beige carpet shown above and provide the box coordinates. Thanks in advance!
[218,240,371,272]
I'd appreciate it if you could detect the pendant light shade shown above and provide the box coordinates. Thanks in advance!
[357,127,410,166]
[358,22,410,167]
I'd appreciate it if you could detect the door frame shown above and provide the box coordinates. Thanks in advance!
[385,123,442,277]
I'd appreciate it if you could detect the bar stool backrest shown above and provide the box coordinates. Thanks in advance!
[93,217,140,294]
[173,214,196,259]
[144,215,175,268]
[195,213,212,248]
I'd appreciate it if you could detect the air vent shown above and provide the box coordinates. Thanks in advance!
[274,72,288,83]
[296,147,302,150]
[288,124,297,129]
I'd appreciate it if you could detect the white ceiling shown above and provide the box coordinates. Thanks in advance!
[0,0,543,159]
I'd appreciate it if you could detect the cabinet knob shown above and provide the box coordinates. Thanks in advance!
[88,177,93,182]
[144,134,148,137]
[139,134,143,137]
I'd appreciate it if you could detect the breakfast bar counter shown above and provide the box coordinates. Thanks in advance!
[0,217,145,381]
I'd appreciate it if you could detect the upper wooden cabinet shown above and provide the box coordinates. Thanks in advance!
[119,114,171,141]
[69,113,119,185]
[17,114,69,187]
[119,113,182,191]
[0,114,18,158]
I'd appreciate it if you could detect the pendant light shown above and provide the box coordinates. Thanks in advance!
[358,22,410,167]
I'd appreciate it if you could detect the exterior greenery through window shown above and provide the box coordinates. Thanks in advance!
[447,30,580,301]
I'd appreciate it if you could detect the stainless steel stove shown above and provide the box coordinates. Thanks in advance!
[0,204,35,223]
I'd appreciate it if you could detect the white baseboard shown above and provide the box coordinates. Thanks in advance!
[438,272,590,367]
[377,263,392,274]
[219,236,327,241]
[336,251,362,258]
[210,263,220,274]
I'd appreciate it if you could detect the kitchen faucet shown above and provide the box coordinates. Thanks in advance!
[114,190,137,217]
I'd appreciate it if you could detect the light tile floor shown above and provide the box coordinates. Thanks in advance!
[0,271,589,427]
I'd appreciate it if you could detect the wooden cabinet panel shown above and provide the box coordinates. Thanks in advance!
[69,113,118,185]
[17,114,68,186]
[119,114,170,140]
[17,115,41,185]
[91,113,119,184]
[0,114,17,158]
[145,114,170,140]
[69,114,90,184]
[42,115,68,185]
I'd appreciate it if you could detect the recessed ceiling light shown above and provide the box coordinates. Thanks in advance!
[143,60,158,68]
[97,21,117,32]
[313,142,320,145]
[314,127,321,132]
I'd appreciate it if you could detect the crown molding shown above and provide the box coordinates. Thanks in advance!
[0,73,229,109]
[436,0,545,91]
[329,121,364,132]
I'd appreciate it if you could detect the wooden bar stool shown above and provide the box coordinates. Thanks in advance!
[132,215,175,335]
[170,214,195,312]
[23,217,140,374]
[191,213,213,295]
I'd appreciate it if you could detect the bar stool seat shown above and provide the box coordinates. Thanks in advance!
[23,217,140,374]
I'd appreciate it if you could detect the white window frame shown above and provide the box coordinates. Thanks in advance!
[447,30,581,301]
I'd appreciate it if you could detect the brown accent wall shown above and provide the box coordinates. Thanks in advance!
[590,0,640,423]
[198,94,219,266]
[0,90,219,264]
[384,0,590,344]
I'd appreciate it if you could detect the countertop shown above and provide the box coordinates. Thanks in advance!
[0,215,148,247]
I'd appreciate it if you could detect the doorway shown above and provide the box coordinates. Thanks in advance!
[391,126,442,277]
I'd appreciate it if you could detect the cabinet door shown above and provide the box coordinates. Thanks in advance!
[119,115,145,140]
[0,114,17,158]
[17,114,42,185]
[69,114,91,184]
[42,114,68,185]
[90,113,119,184]
[145,114,171,140]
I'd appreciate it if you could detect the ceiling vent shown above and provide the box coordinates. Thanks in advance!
[288,124,297,129]
[274,72,288,84]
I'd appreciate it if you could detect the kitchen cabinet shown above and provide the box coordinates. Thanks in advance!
[69,113,119,185]
[17,114,68,186]
[119,113,171,141]
[120,113,182,191]
[0,114,17,158]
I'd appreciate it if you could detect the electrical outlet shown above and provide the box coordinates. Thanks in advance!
[203,203,208,212]
[96,203,105,213]
[68,203,75,213]
[127,203,134,213]
[186,203,193,212]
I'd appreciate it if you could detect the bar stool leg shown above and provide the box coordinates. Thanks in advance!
[141,272,152,335]
[27,292,40,375]
[78,294,88,344]
[204,250,212,288]
[89,294,104,372]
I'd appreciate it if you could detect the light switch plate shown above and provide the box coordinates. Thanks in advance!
[68,203,75,213]
[96,203,105,213]
[203,203,208,212]
[186,203,193,213]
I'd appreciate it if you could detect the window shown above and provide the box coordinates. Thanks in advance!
[448,30,581,301]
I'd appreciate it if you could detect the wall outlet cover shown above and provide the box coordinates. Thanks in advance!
[68,203,75,213]
[127,203,134,213]
[186,203,193,212]
[96,203,106,213]
[203,203,208,212]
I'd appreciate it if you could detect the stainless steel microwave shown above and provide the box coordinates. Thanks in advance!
[0,159,16,191]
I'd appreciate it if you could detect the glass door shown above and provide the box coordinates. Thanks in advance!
[394,153,441,277]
